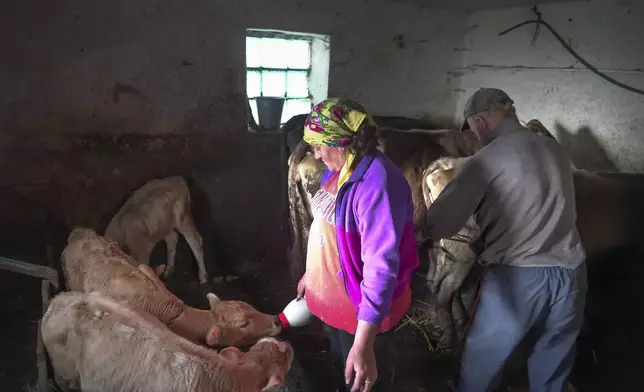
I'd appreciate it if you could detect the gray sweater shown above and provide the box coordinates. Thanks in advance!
[426,119,585,269]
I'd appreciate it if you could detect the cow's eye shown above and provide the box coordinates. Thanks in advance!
[238,320,250,328]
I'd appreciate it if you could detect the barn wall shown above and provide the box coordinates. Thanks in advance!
[452,0,644,172]
[0,0,463,277]
[242,0,464,122]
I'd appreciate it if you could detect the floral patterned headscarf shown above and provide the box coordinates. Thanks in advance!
[303,98,378,188]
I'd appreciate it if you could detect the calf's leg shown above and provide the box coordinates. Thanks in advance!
[176,212,207,284]
[163,230,179,279]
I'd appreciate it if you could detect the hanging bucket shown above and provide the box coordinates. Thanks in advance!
[256,96,286,131]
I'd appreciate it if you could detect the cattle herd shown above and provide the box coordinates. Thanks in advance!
[36,114,644,391]
[41,179,293,391]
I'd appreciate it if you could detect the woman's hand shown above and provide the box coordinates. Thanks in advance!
[296,274,307,300]
[345,342,377,391]
[345,321,379,391]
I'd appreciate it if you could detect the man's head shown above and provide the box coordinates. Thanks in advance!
[460,88,518,139]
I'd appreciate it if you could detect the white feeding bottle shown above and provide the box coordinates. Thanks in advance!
[278,296,313,328]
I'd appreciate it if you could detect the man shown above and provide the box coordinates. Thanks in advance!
[425,88,587,392]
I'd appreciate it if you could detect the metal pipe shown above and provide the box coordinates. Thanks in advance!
[0,256,59,289]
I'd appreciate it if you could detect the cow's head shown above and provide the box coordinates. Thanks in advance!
[204,293,282,347]
[219,337,294,392]
[250,337,294,392]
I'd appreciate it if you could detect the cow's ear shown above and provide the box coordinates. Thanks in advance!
[206,292,220,308]
[205,326,221,346]
[260,374,285,392]
[219,347,245,362]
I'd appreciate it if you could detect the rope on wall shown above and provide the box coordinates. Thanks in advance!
[498,7,644,96]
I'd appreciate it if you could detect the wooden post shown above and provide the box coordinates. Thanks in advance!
[37,280,53,392]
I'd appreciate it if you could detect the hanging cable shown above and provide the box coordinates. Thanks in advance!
[530,6,542,48]
[498,13,644,96]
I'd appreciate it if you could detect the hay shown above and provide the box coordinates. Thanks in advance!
[396,300,450,353]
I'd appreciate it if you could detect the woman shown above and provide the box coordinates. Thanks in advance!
[296,98,419,392]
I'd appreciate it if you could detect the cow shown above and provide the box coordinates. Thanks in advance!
[525,119,558,141]
[61,227,282,347]
[419,121,569,321]
[285,115,644,345]
[104,175,208,284]
[419,155,644,345]
[41,291,293,392]
[421,157,482,346]
[285,118,480,282]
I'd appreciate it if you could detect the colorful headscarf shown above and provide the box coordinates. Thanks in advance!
[303,98,378,188]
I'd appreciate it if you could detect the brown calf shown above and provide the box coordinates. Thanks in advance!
[104,176,208,283]
[61,227,282,347]
[41,291,293,392]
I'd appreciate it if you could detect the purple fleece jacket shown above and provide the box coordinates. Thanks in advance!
[321,150,419,327]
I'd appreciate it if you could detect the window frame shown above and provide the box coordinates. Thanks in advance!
[246,29,329,126]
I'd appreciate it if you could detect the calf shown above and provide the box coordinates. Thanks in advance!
[421,153,644,336]
[61,227,282,347]
[104,176,208,283]
[422,157,481,345]
[41,291,293,392]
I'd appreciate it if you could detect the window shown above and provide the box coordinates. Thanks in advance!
[246,29,330,126]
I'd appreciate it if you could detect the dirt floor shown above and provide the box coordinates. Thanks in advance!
[2,233,643,392]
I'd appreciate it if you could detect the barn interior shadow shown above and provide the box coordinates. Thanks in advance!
[183,176,227,279]
[553,122,619,172]
[0,188,68,392]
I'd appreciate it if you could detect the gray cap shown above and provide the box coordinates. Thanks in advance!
[460,88,514,131]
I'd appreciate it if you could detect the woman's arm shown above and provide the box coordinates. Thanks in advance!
[345,320,379,390]
[354,164,410,327]
[348,164,410,391]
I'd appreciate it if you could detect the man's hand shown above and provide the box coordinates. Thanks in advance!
[296,274,307,300]
[345,321,379,391]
